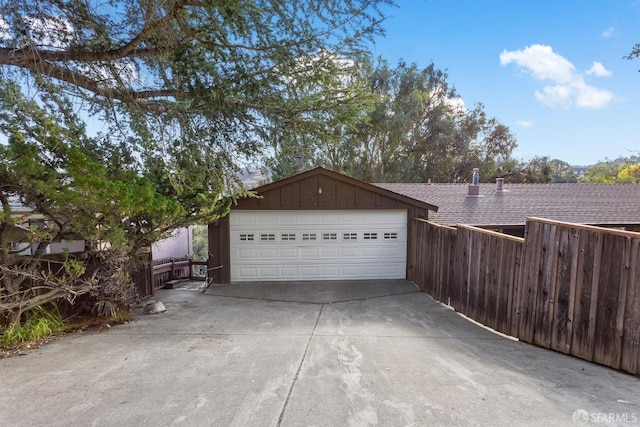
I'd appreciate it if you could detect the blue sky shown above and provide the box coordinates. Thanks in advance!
[371,0,640,165]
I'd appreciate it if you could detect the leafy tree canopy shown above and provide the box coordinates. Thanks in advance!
[268,58,518,183]
[502,156,577,184]
[580,158,640,184]
[0,0,390,220]
[618,163,640,183]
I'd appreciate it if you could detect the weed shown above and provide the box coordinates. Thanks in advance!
[1,305,64,346]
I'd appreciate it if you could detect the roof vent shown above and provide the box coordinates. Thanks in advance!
[467,168,481,197]
[496,178,504,191]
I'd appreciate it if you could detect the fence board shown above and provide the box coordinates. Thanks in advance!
[485,235,501,331]
[621,238,640,374]
[550,226,578,354]
[593,234,626,368]
[533,223,559,348]
[518,220,543,343]
[478,234,490,325]
[508,239,523,337]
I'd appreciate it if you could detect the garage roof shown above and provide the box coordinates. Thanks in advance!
[240,167,439,213]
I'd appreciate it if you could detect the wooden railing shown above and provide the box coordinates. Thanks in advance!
[410,217,640,376]
[151,257,207,291]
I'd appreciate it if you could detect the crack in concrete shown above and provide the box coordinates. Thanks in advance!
[276,303,324,427]
[202,290,422,305]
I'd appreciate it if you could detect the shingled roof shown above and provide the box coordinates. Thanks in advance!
[375,182,640,228]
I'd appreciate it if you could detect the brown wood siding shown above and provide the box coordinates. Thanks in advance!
[207,217,230,284]
[234,176,429,212]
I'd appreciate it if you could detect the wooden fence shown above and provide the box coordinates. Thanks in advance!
[410,217,640,376]
[149,257,206,293]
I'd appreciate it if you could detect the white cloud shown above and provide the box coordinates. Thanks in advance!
[573,81,615,108]
[445,96,467,116]
[0,17,10,40]
[500,44,576,83]
[516,120,534,128]
[601,26,616,38]
[586,61,612,77]
[78,60,139,87]
[500,44,615,109]
[429,87,466,116]
[24,16,74,50]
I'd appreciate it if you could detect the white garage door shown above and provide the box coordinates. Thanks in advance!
[229,210,407,281]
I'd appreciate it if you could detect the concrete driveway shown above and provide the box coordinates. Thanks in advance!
[1,280,638,426]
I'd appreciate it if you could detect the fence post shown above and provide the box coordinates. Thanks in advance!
[132,246,153,298]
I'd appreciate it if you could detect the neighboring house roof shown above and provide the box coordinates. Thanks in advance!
[4,196,33,215]
[375,182,640,228]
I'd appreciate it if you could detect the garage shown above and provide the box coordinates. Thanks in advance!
[208,167,437,284]
[229,210,408,281]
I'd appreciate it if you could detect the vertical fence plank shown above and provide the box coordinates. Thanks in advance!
[593,234,626,368]
[571,229,599,361]
[533,223,560,348]
[518,220,543,343]
[621,238,640,374]
[550,226,579,354]
[509,240,523,337]
[486,235,501,331]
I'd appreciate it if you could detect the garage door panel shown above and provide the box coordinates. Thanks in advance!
[280,248,299,258]
[237,266,258,279]
[362,245,403,257]
[300,247,320,258]
[258,266,278,278]
[340,247,360,257]
[300,266,321,278]
[258,248,278,259]
[320,265,340,276]
[342,265,360,276]
[280,266,299,277]
[320,247,340,258]
[230,210,407,281]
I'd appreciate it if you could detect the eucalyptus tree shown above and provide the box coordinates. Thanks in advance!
[336,58,517,183]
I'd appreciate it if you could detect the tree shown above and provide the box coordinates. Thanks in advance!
[268,58,517,183]
[581,161,621,184]
[0,82,175,325]
[0,0,390,214]
[0,0,389,159]
[501,156,577,183]
[618,163,640,183]
[0,0,391,327]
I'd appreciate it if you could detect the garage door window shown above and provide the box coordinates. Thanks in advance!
[281,233,296,241]
[322,233,337,240]
[363,232,378,240]
[343,232,358,240]
[302,233,317,241]
[260,233,275,241]
[240,233,255,241]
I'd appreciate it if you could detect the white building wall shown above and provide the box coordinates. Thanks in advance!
[152,227,193,260]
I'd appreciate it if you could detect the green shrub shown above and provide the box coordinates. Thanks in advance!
[1,305,64,346]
